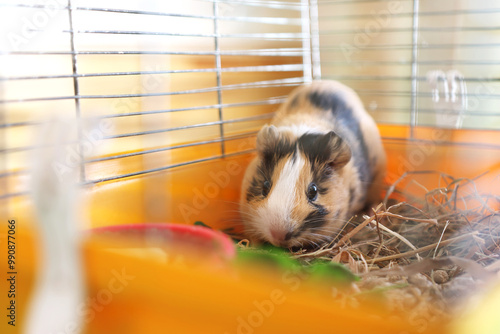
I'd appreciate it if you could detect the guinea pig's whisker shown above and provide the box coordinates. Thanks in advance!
[295,240,305,249]
[237,213,255,221]
[306,230,331,237]
[330,218,352,224]
[238,210,259,220]
[303,231,337,244]
[223,209,247,215]
[243,206,260,217]
[220,220,246,227]
[308,241,320,249]
[309,227,341,234]
[220,200,244,205]
[309,234,333,243]
[221,220,245,227]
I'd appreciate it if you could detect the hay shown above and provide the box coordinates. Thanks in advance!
[289,171,500,325]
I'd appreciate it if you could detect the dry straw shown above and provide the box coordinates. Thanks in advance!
[290,171,500,323]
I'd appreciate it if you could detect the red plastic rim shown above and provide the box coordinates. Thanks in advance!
[90,223,236,258]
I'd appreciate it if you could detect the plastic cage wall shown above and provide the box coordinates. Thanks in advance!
[1,0,500,218]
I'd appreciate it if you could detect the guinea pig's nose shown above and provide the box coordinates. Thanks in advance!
[269,228,287,246]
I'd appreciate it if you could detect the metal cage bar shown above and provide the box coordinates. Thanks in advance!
[409,0,420,138]
[67,0,86,182]
[213,2,226,156]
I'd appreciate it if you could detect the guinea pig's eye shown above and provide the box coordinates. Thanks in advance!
[306,183,318,201]
[262,180,272,197]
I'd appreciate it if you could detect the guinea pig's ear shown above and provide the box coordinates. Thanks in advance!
[320,131,352,169]
[256,124,280,153]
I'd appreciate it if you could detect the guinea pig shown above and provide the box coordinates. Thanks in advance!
[239,80,386,249]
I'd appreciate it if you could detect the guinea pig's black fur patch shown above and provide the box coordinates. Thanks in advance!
[308,90,371,188]
[261,138,295,178]
[246,137,296,202]
[246,177,265,202]
[301,203,329,230]
[282,203,330,241]
[297,133,335,165]
[348,185,357,209]
[297,133,341,195]
[308,90,345,112]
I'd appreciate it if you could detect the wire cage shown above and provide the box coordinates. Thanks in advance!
[1,0,500,333]
[2,0,499,201]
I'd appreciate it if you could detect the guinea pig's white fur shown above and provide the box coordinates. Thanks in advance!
[239,80,386,248]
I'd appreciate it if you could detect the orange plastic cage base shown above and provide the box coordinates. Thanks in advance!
[1,125,499,334]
